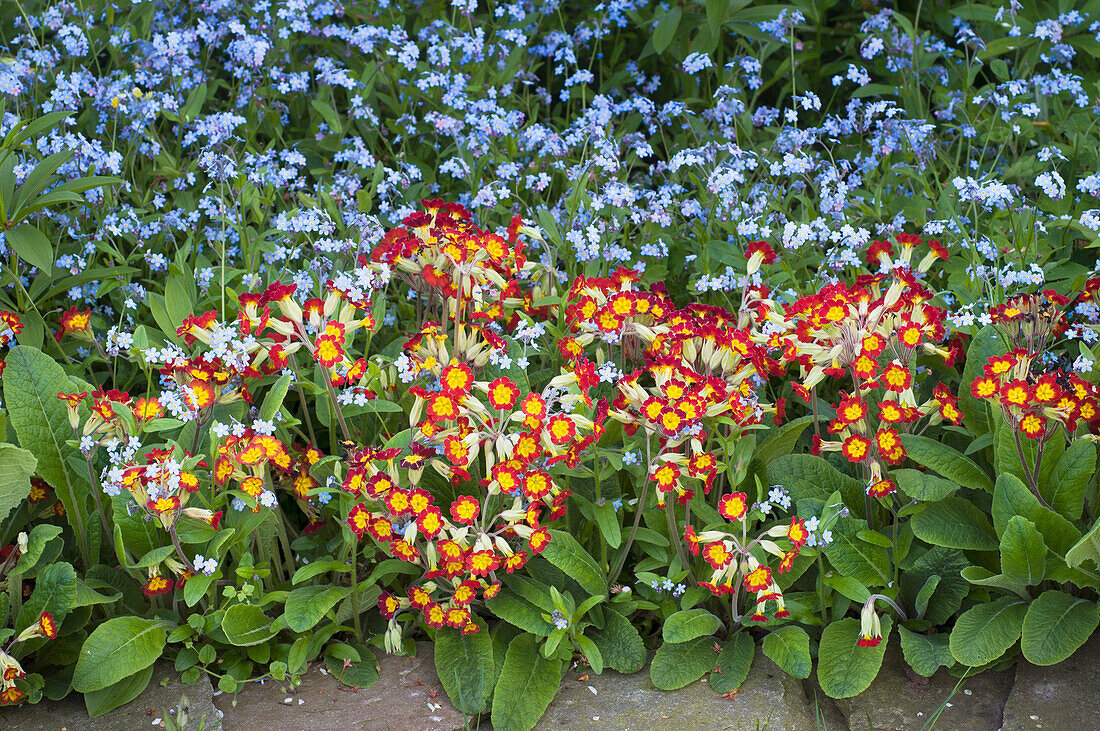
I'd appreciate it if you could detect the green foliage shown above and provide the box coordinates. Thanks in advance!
[817,616,892,699]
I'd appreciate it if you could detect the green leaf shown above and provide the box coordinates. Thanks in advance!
[910,497,998,550]
[1066,518,1100,572]
[1000,516,1047,587]
[487,592,554,636]
[762,626,811,679]
[949,597,1028,667]
[993,473,1080,554]
[14,562,76,654]
[755,415,813,466]
[898,627,954,677]
[824,517,893,586]
[3,346,93,545]
[590,609,644,673]
[291,558,351,585]
[1021,591,1100,666]
[894,468,957,502]
[491,633,563,731]
[1042,439,1095,520]
[324,647,379,689]
[574,634,604,674]
[769,454,863,504]
[7,223,54,272]
[914,576,940,620]
[650,635,716,690]
[73,617,168,693]
[221,604,276,647]
[0,443,36,522]
[12,523,63,575]
[663,608,722,643]
[259,373,292,423]
[541,530,605,598]
[711,632,754,694]
[593,501,621,549]
[652,8,682,54]
[899,435,993,492]
[435,618,495,714]
[817,615,892,699]
[84,665,154,718]
[283,585,350,632]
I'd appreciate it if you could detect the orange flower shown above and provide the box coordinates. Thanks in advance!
[546,414,576,445]
[868,478,896,498]
[841,433,872,463]
[449,496,480,525]
[742,566,772,593]
[347,503,371,538]
[143,573,174,596]
[440,362,475,395]
[703,541,732,570]
[425,393,460,422]
[880,362,911,392]
[37,611,58,639]
[528,526,551,553]
[416,506,444,539]
[836,395,868,424]
[487,376,520,410]
[787,517,809,547]
[1019,411,1046,440]
[314,335,345,368]
[1001,379,1030,408]
[718,492,748,521]
[466,549,500,577]
[649,462,680,493]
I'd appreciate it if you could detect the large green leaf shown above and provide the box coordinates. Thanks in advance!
[1020,591,1100,666]
[898,626,954,677]
[710,632,754,694]
[899,435,993,492]
[1066,518,1100,572]
[894,468,957,502]
[650,635,716,690]
[84,665,155,718]
[221,604,276,647]
[7,222,54,271]
[283,585,350,632]
[817,616,892,699]
[754,415,813,466]
[769,454,863,505]
[590,608,644,673]
[762,625,811,679]
[487,591,554,636]
[824,516,892,586]
[3,346,93,546]
[13,561,76,656]
[1042,439,1095,520]
[73,617,168,693]
[435,619,495,714]
[663,608,722,643]
[0,443,37,522]
[540,530,605,598]
[949,597,1028,667]
[652,7,682,54]
[491,633,563,731]
[993,473,1080,554]
[1000,516,1047,587]
[910,497,998,550]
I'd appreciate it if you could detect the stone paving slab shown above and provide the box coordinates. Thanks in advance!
[829,646,1014,731]
[1001,634,1100,730]
[4,663,219,731]
[213,642,466,731]
[538,654,814,730]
